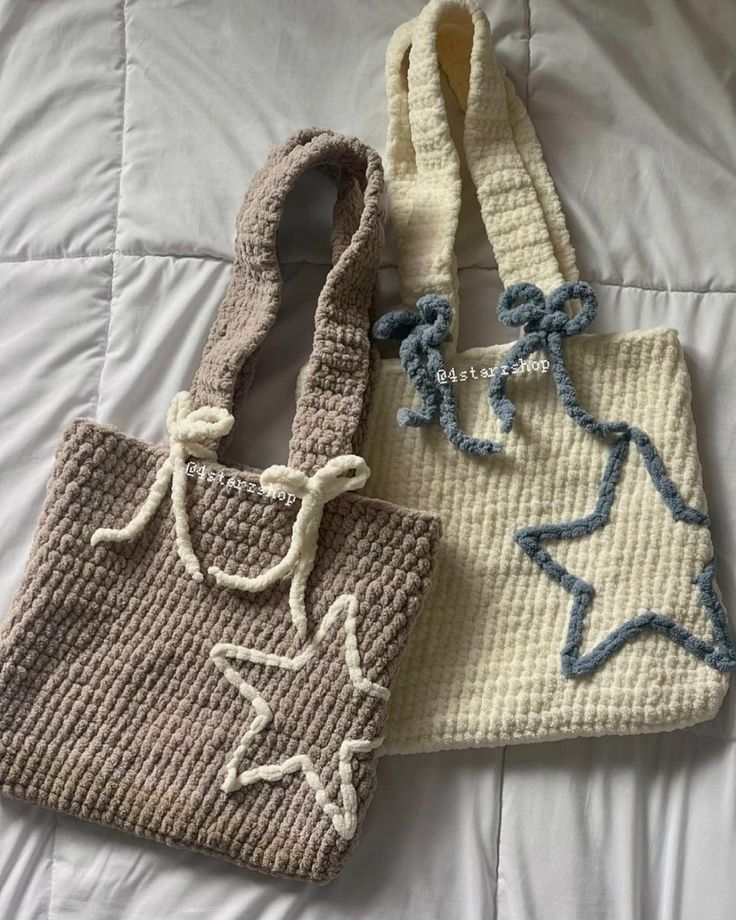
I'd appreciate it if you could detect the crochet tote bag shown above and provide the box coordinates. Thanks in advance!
[361,0,736,755]
[0,129,441,882]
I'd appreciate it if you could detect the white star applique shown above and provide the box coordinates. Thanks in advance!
[210,592,388,839]
[209,453,389,840]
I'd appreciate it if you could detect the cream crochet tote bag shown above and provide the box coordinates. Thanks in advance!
[362,0,736,755]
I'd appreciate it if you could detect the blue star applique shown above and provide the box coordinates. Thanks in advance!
[515,429,736,677]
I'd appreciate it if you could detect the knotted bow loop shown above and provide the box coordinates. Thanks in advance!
[307,454,371,503]
[372,294,453,350]
[92,390,236,582]
[209,453,372,639]
[498,281,598,338]
[545,281,598,337]
[497,282,548,330]
[370,293,501,456]
[166,391,235,460]
[372,308,421,343]
[260,466,311,500]
[414,294,453,347]
[259,455,370,504]
[490,280,624,437]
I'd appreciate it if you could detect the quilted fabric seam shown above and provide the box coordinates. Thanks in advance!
[7,254,736,302]
[92,0,129,423]
[492,746,507,920]
[42,4,129,917]
[525,0,533,106]
[2,247,736,297]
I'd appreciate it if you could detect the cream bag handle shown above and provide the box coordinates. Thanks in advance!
[386,0,578,351]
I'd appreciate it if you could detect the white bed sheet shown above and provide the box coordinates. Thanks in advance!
[1,1,736,917]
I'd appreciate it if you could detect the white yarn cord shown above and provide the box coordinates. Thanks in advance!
[91,397,382,831]
[209,454,371,639]
[210,591,389,821]
[208,454,384,832]
[235,737,383,840]
[90,391,234,582]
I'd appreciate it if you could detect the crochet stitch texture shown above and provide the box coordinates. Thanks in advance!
[0,130,441,882]
[361,0,731,755]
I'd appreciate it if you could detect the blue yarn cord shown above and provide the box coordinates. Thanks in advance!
[375,281,735,677]
[498,282,708,512]
[395,331,441,427]
[628,427,709,525]
[488,331,547,433]
[492,280,623,436]
[372,294,502,455]
[515,431,736,677]
[544,333,628,438]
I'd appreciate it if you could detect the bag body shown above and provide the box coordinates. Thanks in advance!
[0,130,441,882]
[362,0,736,755]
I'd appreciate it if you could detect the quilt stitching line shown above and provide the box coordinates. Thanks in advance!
[45,811,58,920]
[4,249,736,297]
[525,0,533,106]
[492,745,507,920]
[43,5,129,919]
[590,277,736,297]
[93,0,130,424]
[0,253,112,264]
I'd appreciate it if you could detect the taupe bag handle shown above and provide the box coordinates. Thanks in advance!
[386,0,578,351]
[190,129,383,474]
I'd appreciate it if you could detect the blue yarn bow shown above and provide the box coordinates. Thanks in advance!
[491,280,628,438]
[372,293,502,456]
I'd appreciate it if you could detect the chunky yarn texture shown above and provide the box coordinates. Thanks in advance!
[361,0,731,755]
[0,130,441,882]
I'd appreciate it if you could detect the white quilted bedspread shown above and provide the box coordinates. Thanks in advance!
[1,2,736,918]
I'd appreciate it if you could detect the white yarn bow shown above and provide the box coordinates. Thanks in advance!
[91,391,235,581]
[208,454,370,638]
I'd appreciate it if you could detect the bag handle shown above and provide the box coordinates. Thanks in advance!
[189,129,384,474]
[386,0,578,350]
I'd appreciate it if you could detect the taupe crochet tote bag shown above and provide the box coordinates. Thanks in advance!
[0,129,441,883]
[360,0,736,754]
